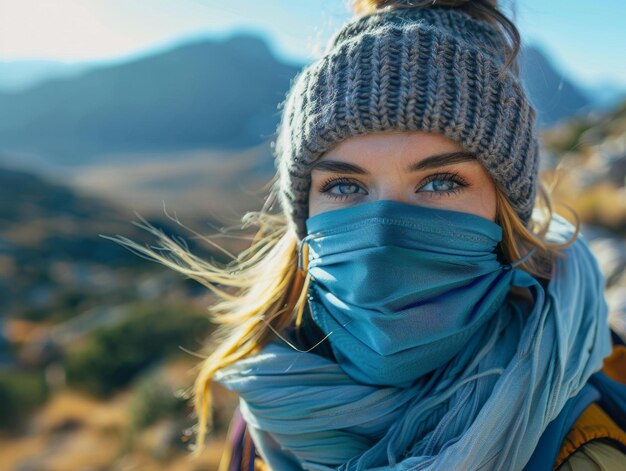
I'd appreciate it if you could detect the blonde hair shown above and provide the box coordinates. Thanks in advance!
[105,168,579,460]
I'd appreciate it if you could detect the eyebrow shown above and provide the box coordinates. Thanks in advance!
[309,151,477,174]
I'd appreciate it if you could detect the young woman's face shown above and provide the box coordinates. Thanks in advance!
[308,130,497,220]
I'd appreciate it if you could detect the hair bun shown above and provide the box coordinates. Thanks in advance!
[352,0,498,15]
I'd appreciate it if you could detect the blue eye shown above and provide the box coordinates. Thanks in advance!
[420,179,460,193]
[417,172,468,197]
[320,177,367,200]
[318,172,469,201]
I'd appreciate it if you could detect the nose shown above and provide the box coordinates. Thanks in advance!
[375,185,414,206]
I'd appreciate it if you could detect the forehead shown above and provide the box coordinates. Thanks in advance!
[318,130,464,162]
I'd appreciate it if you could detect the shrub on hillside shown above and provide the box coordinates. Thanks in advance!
[0,368,48,431]
[64,301,211,397]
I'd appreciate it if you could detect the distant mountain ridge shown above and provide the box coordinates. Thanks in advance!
[0,34,300,165]
[519,44,593,128]
[0,34,615,169]
[0,60,92,92]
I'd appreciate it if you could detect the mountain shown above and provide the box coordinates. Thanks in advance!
[582,81,626,111]
[0,166,162,264]
[0,34,301,166]
[0,34,612,171]
[0,164,251,321]
[0,165,143,319]
[64,141,277,224]
[519,44,593,128]
[0,60,92,92]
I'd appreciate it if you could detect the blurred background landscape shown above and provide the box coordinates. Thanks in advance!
[0,1,625,470]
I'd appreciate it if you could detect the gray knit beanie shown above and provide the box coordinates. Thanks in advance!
[272,4,540,241]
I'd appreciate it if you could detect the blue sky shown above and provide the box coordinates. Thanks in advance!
[0,0,624,88]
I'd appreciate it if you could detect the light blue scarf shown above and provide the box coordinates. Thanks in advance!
[214,204,612,470]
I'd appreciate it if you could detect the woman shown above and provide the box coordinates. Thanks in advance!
[109,0,626,469]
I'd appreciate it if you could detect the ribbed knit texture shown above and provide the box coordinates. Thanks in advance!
[272,6,540,241]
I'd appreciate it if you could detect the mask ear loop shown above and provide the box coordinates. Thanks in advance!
[502,246,539,271]
[297,235,313,272]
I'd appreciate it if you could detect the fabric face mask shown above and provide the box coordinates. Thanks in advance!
[298,199,536,388]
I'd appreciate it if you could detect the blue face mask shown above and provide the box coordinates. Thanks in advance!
[298,199,537,388]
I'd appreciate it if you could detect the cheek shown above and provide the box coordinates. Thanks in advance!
[435,171,497,221]
[477,184,497,222]
[308,182,322,218]
[465,175,497,221]
[308,176,345,218]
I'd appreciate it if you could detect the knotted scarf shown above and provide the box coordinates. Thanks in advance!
[214,208,612,470]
